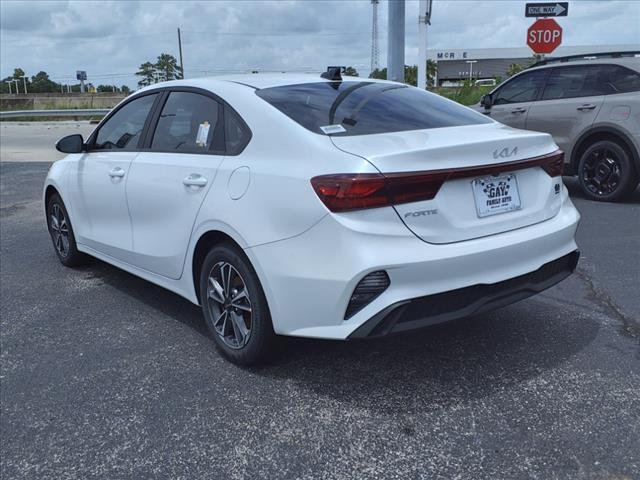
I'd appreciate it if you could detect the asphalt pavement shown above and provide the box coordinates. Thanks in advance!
[1,161,639,480]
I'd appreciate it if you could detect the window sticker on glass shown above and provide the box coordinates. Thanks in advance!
[319,124,347,135]
[196,121,210,147]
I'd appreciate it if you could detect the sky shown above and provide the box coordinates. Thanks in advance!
[1,0,638,88]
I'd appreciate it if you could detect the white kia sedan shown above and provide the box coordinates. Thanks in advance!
[45,69,580,364]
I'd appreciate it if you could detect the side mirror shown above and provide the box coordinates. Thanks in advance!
[481,94,494,109]
[56,134,85,154]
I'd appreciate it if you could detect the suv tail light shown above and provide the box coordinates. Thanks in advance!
[311,150,563,212]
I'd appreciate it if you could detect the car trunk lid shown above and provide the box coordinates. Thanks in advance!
[330,123,564,244]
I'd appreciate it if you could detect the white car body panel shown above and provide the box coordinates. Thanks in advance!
[44,74,581,340]
[65,151,138,262]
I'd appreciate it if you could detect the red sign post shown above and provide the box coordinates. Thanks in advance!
[527,18,563,54]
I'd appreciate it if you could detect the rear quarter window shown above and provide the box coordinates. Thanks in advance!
[256,81,491,136]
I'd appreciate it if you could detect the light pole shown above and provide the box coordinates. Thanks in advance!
[387,0,405,83]
[13,79,20,94]
[21,75,27,94]
[6,81,12,94]
[466,60,478,81]
[417,0,433,90]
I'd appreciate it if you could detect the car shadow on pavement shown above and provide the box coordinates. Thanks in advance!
[254,305,600,414]
[85,255,600,416]
[82,258,209,337]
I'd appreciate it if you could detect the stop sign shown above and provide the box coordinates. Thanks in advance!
[527,18,562,54]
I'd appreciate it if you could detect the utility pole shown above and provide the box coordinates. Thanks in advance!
[177,27,185,79]
[417,0,433,90]
[7,81,12,94]
[21,75,28,94]
[387,0,405,83]
[13,79,20,94]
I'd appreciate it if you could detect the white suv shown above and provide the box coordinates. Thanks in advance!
[45,70,580,364]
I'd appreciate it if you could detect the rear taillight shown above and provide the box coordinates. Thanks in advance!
[540,151,564,177]
[311,150,564,213]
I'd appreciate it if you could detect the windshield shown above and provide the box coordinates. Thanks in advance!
[256,81,491,136]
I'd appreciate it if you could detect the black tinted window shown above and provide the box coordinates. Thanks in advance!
[542,66,607,100]
[95,94,157,150]
[494,70,547,104]
[256,81,490,136]
[225,107,250,153]
[595,65,640,94]
[152,92,221,152]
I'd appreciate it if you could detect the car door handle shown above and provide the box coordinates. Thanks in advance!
[511,107,527,114]
[109,167,125,178]
[577,104,597,111]
[183,174,208,188]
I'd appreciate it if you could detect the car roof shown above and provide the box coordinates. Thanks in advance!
[136,73,395,94]
[527,56,640,73]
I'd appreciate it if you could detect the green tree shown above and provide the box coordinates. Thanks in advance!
[506,63,525,77]
[369,67,386,80]
[344,66,359,77]
[368,60,437,88]
[155,53,182,82]
[29,71,58,93]
[136,61,156,87]
[121,85,131,94]
[97,85,118,93]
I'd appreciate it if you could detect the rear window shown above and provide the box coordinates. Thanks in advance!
[255,81,491,136]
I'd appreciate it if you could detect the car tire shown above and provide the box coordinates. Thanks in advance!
[46,193,87,267]
[578,140,637,202]
[199,243,278,365]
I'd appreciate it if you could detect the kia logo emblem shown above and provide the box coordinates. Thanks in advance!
[493,147,518,159]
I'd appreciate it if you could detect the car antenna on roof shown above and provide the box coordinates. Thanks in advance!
[321,66,345,81]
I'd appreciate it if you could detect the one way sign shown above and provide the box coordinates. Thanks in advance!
[525,2,569,17]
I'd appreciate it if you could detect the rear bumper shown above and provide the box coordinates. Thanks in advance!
[247,192,580,340]
[349,250,579,338]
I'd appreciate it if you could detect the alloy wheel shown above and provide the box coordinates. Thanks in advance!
[582,147,622,197]
[50,203,70,258]
[207,261,253,349]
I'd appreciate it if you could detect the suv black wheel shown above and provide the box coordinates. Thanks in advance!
[46,193,87,267]
[578,140,637,202]
[199,243,278,365]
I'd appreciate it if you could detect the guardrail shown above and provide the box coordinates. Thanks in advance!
[0,109,110,119]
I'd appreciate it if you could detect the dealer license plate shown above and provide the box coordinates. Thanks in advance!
[472,173,521,218]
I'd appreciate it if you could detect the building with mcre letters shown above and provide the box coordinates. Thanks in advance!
[428,44,638,86]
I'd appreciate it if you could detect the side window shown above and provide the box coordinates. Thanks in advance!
[541,66,605,100]
[151,92,221,152]
[493,70,547,105]
[94,94,157,150]
[595,65,640,94]
[225,107,250,154]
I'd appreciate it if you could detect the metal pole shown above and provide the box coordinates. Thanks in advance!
[387,0,405,83]
[177,27,185,79]
[21,75,27,94]
[7,82,12,95]
[417,0,432,89]
[13,79,20,94]
[466,60,477,81]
